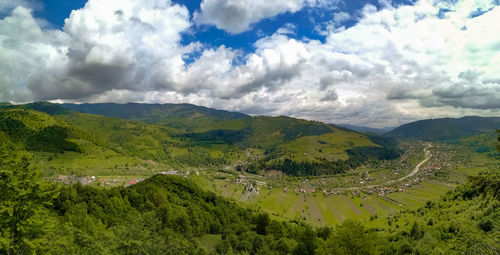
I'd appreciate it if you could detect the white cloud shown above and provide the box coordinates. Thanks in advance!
[194,0,320,34]
[0,0,40,14]
[1,0,193,101]
[0,0,499,128]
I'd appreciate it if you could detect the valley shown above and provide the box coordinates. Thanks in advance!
[1,102,498,254]
[200,140,489,226]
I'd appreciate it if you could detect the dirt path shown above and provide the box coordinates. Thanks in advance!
[339,144,432,191]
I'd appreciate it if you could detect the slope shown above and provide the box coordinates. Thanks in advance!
[61,102,249,131]
[337,124,394,134]
[1,103,401,177]
[385,116,500,141]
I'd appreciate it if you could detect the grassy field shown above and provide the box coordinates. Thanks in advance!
[277,131,377,162]
[211,180,453,226]
[3,106,496,230]
[205,136,497,227]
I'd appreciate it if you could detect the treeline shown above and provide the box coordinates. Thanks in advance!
[0,114,80,153]
[243,158,352,176]
[0,152,378,254]
[176,127,252,146]
[1,151,498,254]
[242,145,400,176]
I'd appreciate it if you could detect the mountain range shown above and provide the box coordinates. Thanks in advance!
[58,102,500,141]
[337,124,395,135]
[0,102,400,177]
[385,116,500,141]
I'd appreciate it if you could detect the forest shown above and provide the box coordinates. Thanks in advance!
[242,144,400,176]
[1,137,498,254]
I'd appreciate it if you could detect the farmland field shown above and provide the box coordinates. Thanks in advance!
[206,138,492,226]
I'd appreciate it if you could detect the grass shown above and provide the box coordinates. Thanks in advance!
[208,137,482,227]
[278,131,377,162]
[4,106,497,230]
[196,234,222,253]
[212,183,446,227]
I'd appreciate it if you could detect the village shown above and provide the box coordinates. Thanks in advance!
[52,167,195,187]
[222,142,457,200]
[53,174,146,186]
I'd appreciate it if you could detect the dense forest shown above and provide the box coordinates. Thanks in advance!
[0,104,402,177]
[242,136,401,176]
[1,136,498,254]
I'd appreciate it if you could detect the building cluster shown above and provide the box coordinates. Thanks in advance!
[364,186,408,197]
[322,188,342,195]
[147,160,158,165]
[54,175,143,186]
[54,175,96,185]
[158,170,178,175]
[421,152,454,175]
[234,177,266,193]
[293,188,316,194]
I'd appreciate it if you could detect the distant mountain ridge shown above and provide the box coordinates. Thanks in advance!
[337,124,394,134]
[385,116,500,141]
[61,102,249,131]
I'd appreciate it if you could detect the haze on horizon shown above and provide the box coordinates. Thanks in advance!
[1,0,499,128]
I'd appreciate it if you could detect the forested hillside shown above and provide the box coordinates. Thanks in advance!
[0,103,400,177]
[1,141,498,254]
[61,103,249,131]
[385,116,500,141]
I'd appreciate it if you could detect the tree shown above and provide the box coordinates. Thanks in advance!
[0,152,58,254]
[254,212,270,235]
[496,129,500,152]
[329,220,376,255]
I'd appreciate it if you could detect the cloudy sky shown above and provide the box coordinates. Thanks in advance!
[0,0,499,127]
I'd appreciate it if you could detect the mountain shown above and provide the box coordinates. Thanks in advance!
[0,102,400,177]
[337,124,394,134]
[61,102,249,131]
[385,116,500,141]
[1,103,498,254]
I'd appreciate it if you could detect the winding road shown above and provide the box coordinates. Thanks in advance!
[387,144,432,184]
[340,144,432,191]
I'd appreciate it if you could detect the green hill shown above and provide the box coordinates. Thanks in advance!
[0,103,499,254]
[61,102,249,131]
[337,124,394,134]
[385,116,500,141]
[0,103,400,177]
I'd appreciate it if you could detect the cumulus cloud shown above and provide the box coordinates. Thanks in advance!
[1,0,193,101]
[0,0,40,14]
[194,0,318,34]
[0,0,499,127]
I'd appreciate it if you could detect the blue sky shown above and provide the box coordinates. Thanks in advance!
[35,0,414,54]
[0,0,499,127]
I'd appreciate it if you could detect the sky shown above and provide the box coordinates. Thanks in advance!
[0,0,499,128]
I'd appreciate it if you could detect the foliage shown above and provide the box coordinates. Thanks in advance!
[0,149,498,254]
[386,116,500,141]
[26,125,81,153]
[243,142,400,176]
[0,150,58,254]
[497,129,500,151]
[60,102,249,131]
[176,127,252,146]
[325,220,376,255]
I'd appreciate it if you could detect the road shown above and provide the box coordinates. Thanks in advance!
[387,144,432,184]
[339,144,432,191]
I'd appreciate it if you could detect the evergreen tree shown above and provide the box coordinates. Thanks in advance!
[0,151,58,254]
[496,129,500,151]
